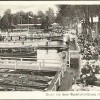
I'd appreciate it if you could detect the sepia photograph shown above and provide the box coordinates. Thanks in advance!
[0,1,100,92]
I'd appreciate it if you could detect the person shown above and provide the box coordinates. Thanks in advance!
[81,66,88,74]
[83,50,92,60]
[94,37,98,45]
[22,41,24,45]
[78,74,87,85]
[61,51,66,62]
[65,41,69,46]
[92,65,99,74]
[86,71,97,85]
[86,65,92,73]
[85,62,91,68]
[81,62,91,74]
[92,50,99,60]
[46,39,49,46]
[79,46,84,55]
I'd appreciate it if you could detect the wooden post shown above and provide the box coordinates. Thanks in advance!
[1,49,2,54]
[68,51,70,68]
[20,48,21,53]
[58,73,61,86]
[39,62,41,70]
[20,58,23,66]
[15,60,17,69]
[54,83,56,91]
[21,58,23,62]
[61,67,64,78]
[96,22,98,35]
[43,59,45,67]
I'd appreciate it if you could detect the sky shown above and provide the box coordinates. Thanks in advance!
[0,1,58,16]
[0,1,100,17]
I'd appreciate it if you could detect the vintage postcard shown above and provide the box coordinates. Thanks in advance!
[0,1,99,99]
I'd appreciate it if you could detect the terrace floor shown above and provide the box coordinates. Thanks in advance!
[58,58,80,91]
[69,41,77,50]
[58,70,73,91]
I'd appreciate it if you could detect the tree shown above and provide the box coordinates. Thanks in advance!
[56,5,77,29]
[12,13,21,25]
[26,11,34,24]
[0,9,12,32]
[37,10,46,29]
[46,8,55,24]
[33,15,38,24]
[56,5,100,41]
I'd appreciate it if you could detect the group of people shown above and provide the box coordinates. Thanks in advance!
[75,33,100,86]
[77,61,99,85]
[78,33,99,60]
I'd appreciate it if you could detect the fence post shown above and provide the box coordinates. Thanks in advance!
[15,60,17,69]
[21,58,23,62]
[58,73,61,86]
[43,59,45,67]
[54,83,56,91]
[69,51,70,68]
[61,67,64,78]
[39,62,41,70]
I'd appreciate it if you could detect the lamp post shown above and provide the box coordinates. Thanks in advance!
[20,14,22,33]
[37,17,41,23]
[28,14,29,32]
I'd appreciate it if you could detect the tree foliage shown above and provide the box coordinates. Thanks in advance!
[56,5,100,41]
[0,9,12,31]
[0,8,56,31]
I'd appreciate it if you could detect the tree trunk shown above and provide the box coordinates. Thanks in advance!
[86,6,92,42]
[98,16,100,46]
[98,16,100,35]
[90,14,93,29]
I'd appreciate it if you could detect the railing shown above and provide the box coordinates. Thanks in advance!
[69,51,80,58]
[69,37,80,58]
[0,33,63,39]
[68,36,81,70]
[48,69,73,91]
[48,67,65,91]
[0,57,62,71]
